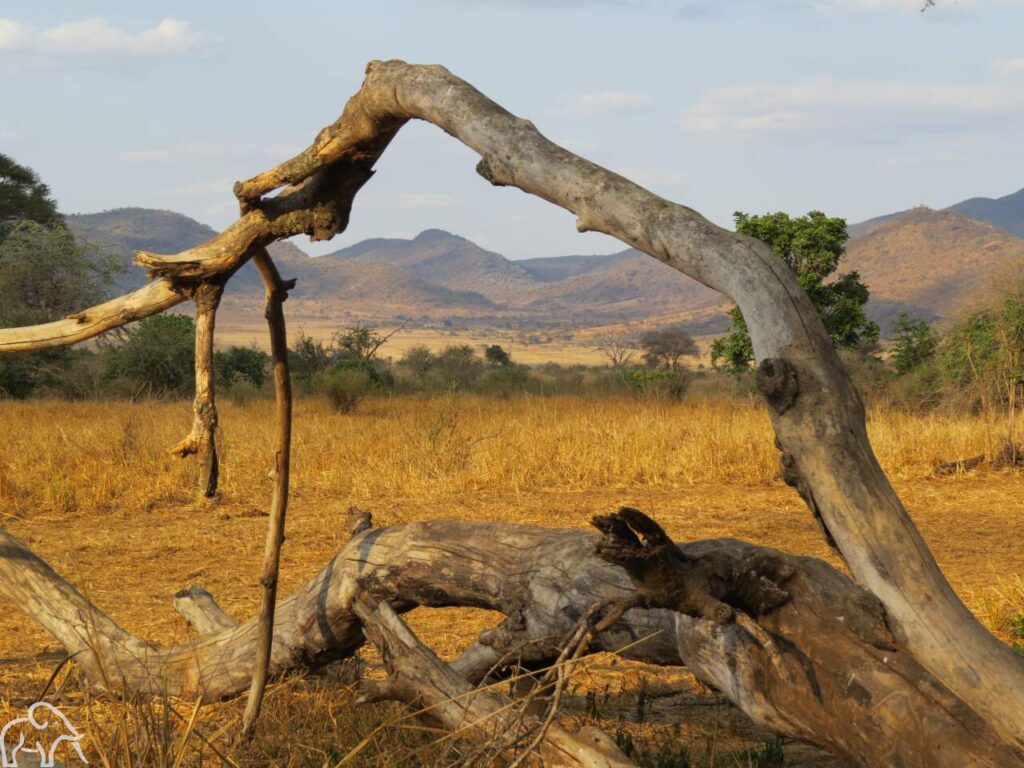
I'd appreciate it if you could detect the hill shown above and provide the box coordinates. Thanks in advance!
[67,209,728,332]
[67,202,1024,338]
[850,186,1024,239]
[843,208,1024,329]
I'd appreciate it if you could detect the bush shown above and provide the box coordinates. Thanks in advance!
[622,369,688,401]
[314,367,375,413]
[433,345,484,390]
[103,314,195,398]
[215,345,270,388]
[479,364,531,398]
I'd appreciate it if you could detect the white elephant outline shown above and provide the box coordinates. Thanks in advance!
[0,702,88,767]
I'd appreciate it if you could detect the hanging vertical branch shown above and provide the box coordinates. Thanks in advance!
[169,281,224,497]
[241,246,295,740]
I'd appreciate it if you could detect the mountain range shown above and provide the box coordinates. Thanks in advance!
[67,185,1024,337]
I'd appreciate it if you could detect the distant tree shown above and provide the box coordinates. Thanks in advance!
[0,154,61,232]
[0,221,121,328]
[104,315,196,397]
[314,367,375,413]
[639,327,699,371]
[215,345,270,387]
[598,335,636,370]
[334,322,405,361]
[0,221,122,398]
[890,314,937,375]
[484,344,511,366]
[711,210,878,371]
[940,294,1024,412]
[289,331,333,380]
[399,344,436,383]
[434,345,484,389]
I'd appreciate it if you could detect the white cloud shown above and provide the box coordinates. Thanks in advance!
[994,57,1024,76]
[397,193,458,209]
[681,77,1024,140]
[565,92,653,116]
[0,17,202,57]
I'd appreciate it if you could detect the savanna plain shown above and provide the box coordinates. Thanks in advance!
[1,394,1022,767]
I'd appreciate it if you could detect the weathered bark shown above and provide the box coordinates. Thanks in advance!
[235,62,1024,748]
[0,280,186,352]
[173,586,238,635]
[168,281,223,498]
[354,597,634,767]
[241,248,295,739]
[0,60,1020,753]
[1,519,1019,767]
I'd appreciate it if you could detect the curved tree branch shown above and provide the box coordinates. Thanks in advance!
[0,59,1020,751]
[0,280,185,352]
[240,247,295,739]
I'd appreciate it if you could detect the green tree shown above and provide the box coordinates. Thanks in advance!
[104,315,196,397]
[711,210,879,371]
[399,344,436,383]
[334,324,388,361]
[890,313,937,375]
[639,327,698,371]
[484,344,511,366]
[0,221,121,327]
[0,154,61,232]
[214,345,270,387]
[289,331,333,381]
[0,221,122,398]
[434,345,484,389]
[940,295,1024,413]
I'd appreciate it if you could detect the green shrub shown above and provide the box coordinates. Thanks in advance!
[479,364,531,398]
[102,314,196,398]
[622,369,688,401]
[314,367,375,413]
[215,345,270,388]
[1010,613,1024,657]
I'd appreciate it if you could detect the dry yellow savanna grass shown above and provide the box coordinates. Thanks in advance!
[0,394,1022,767]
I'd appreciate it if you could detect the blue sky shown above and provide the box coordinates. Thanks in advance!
[2,0,1023,258]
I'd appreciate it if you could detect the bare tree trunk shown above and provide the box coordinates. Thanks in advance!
[169,281,223,498]
[1,517,1019,767]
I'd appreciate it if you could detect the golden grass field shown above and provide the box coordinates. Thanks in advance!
[1,394,1022,766]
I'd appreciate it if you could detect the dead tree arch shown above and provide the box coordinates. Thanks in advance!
[1,60,1022,766]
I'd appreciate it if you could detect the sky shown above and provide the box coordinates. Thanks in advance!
[2,0,1023,259]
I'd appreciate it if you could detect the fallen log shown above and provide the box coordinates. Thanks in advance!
[1,514,1019,767]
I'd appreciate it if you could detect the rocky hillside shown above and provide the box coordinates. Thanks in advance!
[843,208,1024,329]
[67,198,1024,335]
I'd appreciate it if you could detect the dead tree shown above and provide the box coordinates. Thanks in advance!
[0,60,1022,765]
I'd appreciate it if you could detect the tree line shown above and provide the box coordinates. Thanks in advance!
[2,152,1021,435]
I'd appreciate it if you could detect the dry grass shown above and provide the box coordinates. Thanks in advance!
[0,394,1022,767]
[215,321,619,366]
